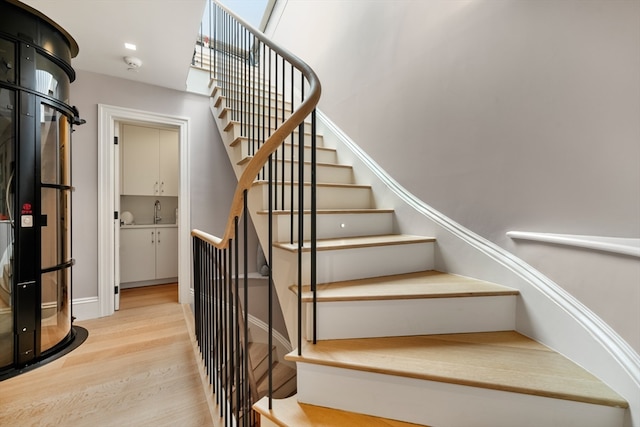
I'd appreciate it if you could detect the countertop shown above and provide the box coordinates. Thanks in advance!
[121,223,178,229]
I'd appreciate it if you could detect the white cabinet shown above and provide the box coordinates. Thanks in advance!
[121,124,178,196]
[120,227,178,284]
[158,130,179,196]
[155,227,179,279]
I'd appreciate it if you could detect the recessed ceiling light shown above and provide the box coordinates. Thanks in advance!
[124,43,137,51]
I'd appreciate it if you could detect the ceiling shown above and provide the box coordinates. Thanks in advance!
[20,0,208,91]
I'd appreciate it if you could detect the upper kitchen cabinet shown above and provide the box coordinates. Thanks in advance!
[121,124,178,196]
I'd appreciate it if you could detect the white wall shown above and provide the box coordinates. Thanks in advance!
[265,0,640,351]
[69,70,236,300]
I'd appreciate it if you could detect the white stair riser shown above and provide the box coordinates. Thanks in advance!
[304,295,516,340]
[233,140,335,163]
[295,364,625,427]
[255,161,352,185]
[213,86,286,104]
[309,242,434,284]
[268,211,394,241]
[317,242,434,283]
[258,184,372,210]
[220,104,294,121]
[225,122,321,146]
[222,114,315,134]
[211,77,285,94]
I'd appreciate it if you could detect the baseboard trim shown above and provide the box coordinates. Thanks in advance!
[72,296,100,321]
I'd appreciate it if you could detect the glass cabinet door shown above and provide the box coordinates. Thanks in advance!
[39,104,71,353]
[0,87,15,369]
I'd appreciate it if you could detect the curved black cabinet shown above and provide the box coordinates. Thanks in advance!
[0,0,84,376]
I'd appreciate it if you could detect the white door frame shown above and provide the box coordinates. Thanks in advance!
[97,104,191,317]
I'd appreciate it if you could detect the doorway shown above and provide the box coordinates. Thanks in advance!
[97,105,191,318]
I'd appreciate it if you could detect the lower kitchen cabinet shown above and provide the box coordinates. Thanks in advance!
[120,226,178,284]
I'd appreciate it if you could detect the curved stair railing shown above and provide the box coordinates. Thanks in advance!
[191,1,320,426]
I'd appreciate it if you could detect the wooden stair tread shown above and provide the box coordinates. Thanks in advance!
[254,395,427,427]
[291,270,519,302]
[224,120,316,135]
[253,180,369,189]
[274,234,435,253]
[286,331,628,408]
[230,137,328,149]
[257,208,395,215]
[237,155,351,169]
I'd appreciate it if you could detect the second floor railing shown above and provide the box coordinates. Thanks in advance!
[192,1,320,426]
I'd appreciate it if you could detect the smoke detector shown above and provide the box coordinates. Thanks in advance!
[123,56,142,71]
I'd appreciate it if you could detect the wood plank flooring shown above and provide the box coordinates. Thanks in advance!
[0,284,219,427]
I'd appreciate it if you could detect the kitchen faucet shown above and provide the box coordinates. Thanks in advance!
[154,200,162,224]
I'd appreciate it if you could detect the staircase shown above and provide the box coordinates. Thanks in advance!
[192,3,630,426]
[206,72,628,427]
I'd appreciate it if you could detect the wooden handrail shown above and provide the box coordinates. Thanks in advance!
[192,4,321,418]
[191,228,223,247]
[193,1,321,250]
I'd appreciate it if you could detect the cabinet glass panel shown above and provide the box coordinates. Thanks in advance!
[0,88,14,369]
[0,38,15,84]
[40,267,70,353]
[41,105,70,186]
[41,187,71,268]
[39,103,71,353]
[35,54,69,103]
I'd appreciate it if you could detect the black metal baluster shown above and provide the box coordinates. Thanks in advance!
[268,148,274,411]
[290,64,295,245]
[233,17,238,122]
[227,245,233,427]
[261,43,266,179]
[311,108,317,344]
[297,70,305,356]
[250,37,256,157]
[281,56,286,211]
[233,220,241,425]
[211,1,214,79]
[242,27,248,138]
[243,191,250,425]
[203,242,208,382]
[209,243,214,384]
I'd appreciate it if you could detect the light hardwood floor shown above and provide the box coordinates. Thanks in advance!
[0,284,219,427]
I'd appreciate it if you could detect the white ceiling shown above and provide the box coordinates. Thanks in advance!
[20,0,208,91]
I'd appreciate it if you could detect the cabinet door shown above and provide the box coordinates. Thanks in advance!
[120,228,156,283]
[155,227,178,279]
[122,124,160,196]
[158,129,179,197]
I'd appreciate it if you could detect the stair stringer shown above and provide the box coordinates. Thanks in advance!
[315,110,640,426]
